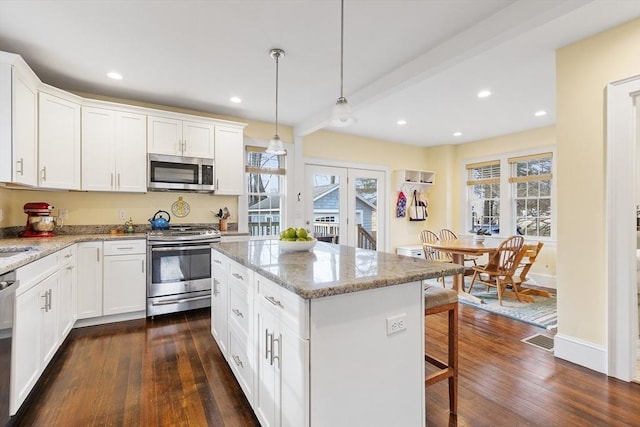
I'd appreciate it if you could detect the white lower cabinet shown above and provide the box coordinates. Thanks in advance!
[76,241,103,319]
[103,240,146,315]
[211,251,229,355]
[211,251,308,427]
[12,247,76,415]
[58,245,77,339]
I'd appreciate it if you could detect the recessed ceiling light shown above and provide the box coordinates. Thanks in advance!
[534,110,547,117]
[477,90,491,98]
[397,119,407,125]
[230,96,242,104]
[107,72,123,80]
[453,132,462,137]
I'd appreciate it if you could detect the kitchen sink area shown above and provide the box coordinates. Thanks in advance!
[0,247,34,258]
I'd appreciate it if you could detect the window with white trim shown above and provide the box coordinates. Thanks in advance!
[246,146,286,237]
[510,153,552,237]
[466,160,500,234]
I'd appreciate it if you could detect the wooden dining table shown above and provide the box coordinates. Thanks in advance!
[422,238,501,304]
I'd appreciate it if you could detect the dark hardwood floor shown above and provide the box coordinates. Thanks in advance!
[14,305,640,427]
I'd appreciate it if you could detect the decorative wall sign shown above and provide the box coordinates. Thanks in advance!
[171,196,190,217]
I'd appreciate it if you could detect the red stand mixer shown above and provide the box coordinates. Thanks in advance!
[19,202,62,238]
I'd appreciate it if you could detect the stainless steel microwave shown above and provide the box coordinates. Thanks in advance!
[148,154,215,192]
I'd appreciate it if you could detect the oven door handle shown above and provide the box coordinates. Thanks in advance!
[151,245,212,252]
[151,295,211,306]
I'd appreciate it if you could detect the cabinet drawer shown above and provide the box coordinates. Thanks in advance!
[228,323,254,402]
[16,251,59,294]
[228,260,252,292]
[103,240,145,255]
[59,245,76,267]
[256,274,309,339]
[211,250,229,269]
[228,283,251,336]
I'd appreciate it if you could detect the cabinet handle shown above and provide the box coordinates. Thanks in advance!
[183,139,187,152]
[213,278,220,295]
[117,246,134,250]
[47,289,52,310]
[264,295,284,310]
[96,247,100,262]
[232,308,244,318]
[216,178,219,190]
[117,173,121,188]
[141,260,145,273]
[41,166,47,181]
[178,139,182,153]
[232,355,243,369]
[213,259,222,264]
[16,158,24,175]
[65,254,72,259]
[41,293,48,312]
[111,173,114,187]
[265,329,272,361]
[232,273,244,281]
[272,333,281,368]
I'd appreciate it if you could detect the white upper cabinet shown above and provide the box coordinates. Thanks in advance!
[214,125,244,195]
[82,106,146,192]
[0,60,38,186]
[148,115,214,158]
[38,91,81,189]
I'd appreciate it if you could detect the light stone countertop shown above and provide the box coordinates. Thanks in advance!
[212,240,463,299]
[0,233,147,275]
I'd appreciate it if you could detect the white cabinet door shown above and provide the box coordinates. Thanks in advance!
[58,247,77,340]
[183,120,214,158]
[255,305,279,427]
[76,242,103,319]
[103,253,146,315]
[82,108,147,192]
[39,272,59,368]
[147,115,182,155]
[38,92,80,189]
[81,107,116,191]
[12,283,41,414]
[211,261,228,355]
[10,67,38,186]
[116,111,147,192]
[279,323,308,427]
[214,126,244,195]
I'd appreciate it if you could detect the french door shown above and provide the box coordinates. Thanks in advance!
[305,165,386,251]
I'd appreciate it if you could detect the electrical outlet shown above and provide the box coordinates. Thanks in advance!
[59,209,68,220]
[386,314,407,335]
[119,210,126,220]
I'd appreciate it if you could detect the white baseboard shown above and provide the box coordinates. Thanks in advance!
[73,311,146,328]
[529,273,556,289]
[554,333,607,375]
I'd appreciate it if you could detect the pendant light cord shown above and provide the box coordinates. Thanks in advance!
[275,52,280,136]
[339,0,344,98]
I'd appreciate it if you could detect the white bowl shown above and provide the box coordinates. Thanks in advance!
[473,235,486,243]
[278,238,317,252]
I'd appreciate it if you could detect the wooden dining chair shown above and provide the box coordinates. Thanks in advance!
[466,235,525,305]
[439,228,478,267]
[419,230,450,286]
[512,242,550,300]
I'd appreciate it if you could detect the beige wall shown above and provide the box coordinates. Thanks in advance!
[556,18,640,345]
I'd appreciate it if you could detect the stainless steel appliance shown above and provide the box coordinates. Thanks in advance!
[0,271,16,426]
[148,154,214,192]
[147,225,221,316]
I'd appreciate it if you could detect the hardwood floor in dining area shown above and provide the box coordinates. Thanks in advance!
[14,306,640,427]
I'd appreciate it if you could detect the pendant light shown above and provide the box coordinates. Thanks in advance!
[266,48,286,155]
[330,0,356,127]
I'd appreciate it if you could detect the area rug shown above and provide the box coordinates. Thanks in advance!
[427,278,557,330]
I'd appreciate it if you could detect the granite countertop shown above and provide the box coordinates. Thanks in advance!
[0,233,146,275]
[213,240,463,300]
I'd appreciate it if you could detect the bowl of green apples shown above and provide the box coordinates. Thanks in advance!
[278,227,317,251]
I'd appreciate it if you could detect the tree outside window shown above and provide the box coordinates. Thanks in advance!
[510,153,552,237]
[466,161,500,234]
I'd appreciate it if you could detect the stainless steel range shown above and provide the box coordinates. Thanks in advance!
[147,225,221,317]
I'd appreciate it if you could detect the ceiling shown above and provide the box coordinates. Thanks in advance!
[0,0,638,147]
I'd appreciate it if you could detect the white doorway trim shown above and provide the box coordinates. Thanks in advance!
[606,75,640,381]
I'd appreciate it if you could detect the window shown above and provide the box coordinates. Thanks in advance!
[246,146,286,237]
[466,160,500,234]
[510,153,552,237]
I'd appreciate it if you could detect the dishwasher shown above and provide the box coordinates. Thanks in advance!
[0,271,17,427]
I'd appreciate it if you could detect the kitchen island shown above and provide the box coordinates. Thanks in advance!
[211,240,462,427]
